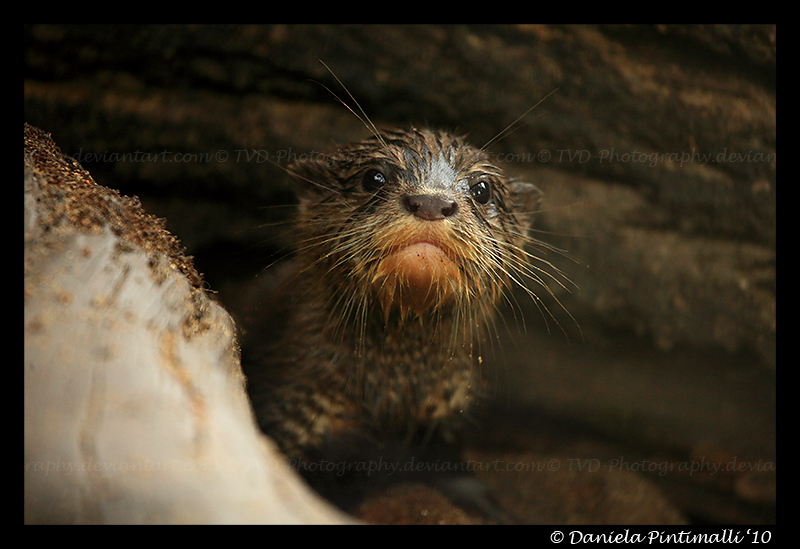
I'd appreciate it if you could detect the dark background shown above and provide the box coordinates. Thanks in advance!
[24,24,775,523]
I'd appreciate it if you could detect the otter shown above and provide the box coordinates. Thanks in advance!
[244,126,549,518]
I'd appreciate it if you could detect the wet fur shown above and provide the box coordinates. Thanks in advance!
[248,127,546,459]
[244,72,573,517]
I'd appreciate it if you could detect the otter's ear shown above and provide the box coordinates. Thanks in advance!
[508,181,543,234]
[509,181,543,213]
[288,158,337,203]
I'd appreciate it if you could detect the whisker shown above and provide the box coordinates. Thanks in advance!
[318,60,387,149]
[481,88,559,153]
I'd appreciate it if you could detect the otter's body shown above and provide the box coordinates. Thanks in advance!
[247,128,540,486]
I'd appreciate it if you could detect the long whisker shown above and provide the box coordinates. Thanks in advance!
[318,60,388,149]
[481,88,559,153]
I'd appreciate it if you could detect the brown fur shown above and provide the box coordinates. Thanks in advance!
[247,127,541,462]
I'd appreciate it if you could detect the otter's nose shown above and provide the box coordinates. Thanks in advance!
[403,194,458,221]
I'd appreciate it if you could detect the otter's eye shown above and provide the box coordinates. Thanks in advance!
[469,179,492,205]
[361,169,387,193]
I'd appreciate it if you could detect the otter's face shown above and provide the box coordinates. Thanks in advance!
[290,128,541,328]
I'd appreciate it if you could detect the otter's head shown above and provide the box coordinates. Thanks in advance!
[289,128,541,335]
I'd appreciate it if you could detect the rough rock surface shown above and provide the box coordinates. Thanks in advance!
[24,124,350,524]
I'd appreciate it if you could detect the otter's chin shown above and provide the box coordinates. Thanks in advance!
[373,242,462,318]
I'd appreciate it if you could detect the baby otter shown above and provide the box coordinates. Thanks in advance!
[246,127,544,515]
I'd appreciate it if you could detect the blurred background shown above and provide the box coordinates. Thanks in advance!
[24,24,775,523]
